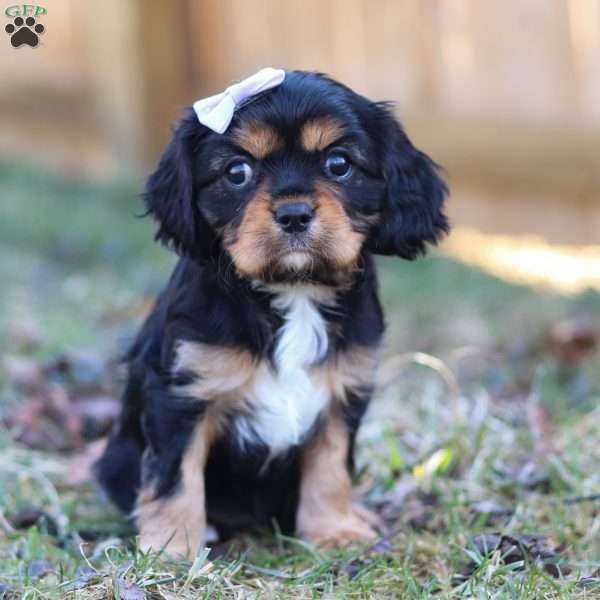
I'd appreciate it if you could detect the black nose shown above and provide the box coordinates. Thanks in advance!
[274,202,314,233]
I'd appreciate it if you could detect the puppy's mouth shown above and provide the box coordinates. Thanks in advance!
[278,249,313,271]
[270,232,319,271]
[261,225,363,285]
[279,230,312,252]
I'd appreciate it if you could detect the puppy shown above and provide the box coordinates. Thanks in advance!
[96,69,448,557]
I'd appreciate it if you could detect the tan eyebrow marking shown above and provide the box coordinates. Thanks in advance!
[300,117,345,152]
[231,121,283,159]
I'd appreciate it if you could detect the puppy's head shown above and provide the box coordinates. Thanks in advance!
[145,71,449,283]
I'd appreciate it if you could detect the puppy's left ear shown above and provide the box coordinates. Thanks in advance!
[367,103,449,259]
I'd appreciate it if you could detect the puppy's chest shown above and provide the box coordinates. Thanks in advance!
[174,288,340,454]
[236,288,331,453]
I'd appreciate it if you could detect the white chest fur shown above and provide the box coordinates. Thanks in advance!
[234,286,330,454]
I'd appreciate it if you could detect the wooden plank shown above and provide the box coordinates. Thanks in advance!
[83,0,194,171]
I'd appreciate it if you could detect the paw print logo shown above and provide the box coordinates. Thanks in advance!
[5,16,45,48]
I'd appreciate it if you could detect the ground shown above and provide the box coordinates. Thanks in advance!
[0,163,599,599]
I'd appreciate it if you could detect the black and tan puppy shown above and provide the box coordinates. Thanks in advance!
[96,70,448,557]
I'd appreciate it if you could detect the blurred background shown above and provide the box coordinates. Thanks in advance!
[3,0,600,241]
[1,2,600,593]
[2,0,600,291]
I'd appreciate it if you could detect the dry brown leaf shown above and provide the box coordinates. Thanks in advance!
[548,317,597,366]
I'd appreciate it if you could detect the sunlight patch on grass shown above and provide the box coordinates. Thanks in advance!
[445,227,600,295]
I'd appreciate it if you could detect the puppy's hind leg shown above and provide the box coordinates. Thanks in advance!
[96,362,146,513]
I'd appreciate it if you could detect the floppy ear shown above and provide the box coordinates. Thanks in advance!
[367,103,449,259]
[144,112,213,258]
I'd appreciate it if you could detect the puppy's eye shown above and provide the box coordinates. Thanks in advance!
[324,152,352,179]
[225,160,253,187]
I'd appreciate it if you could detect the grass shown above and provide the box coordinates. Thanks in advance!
[1,163,599,598]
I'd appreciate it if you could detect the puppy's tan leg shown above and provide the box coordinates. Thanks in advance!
[135,418,213,558]
[296,413,378,547]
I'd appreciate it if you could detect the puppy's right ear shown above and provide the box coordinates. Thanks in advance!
[144,112,212,258]
[366,102,449,259]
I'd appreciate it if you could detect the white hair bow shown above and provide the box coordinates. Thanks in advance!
[193,67,286,134]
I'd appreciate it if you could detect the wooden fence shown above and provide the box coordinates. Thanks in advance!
[0,0,599,241]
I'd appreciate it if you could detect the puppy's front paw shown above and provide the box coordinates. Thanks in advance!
[139,526,204,559]
[299,504,379,548]
[139,535,187,559]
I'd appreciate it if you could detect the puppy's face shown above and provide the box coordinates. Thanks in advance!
[146,71,449,283]
[208,115,377,282]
